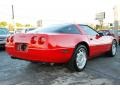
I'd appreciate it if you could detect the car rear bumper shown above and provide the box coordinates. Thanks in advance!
[6,46,73,63]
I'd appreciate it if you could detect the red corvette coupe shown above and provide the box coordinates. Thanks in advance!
[6,24,117,71]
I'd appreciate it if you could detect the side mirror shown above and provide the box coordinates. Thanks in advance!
[96,33,103,39]
[98,32,104,36]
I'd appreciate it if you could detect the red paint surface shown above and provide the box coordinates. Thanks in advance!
[6,24,115,63]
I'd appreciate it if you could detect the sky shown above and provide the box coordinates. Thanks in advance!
[0,0,120,26]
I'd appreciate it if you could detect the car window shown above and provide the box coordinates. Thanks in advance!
[80,25,98,35]
[28,24,68,34]
[58,25,80,34]
[0,28,9,35]
[28,28,35,31]
[100,31,109,35]
[29,24,80,34]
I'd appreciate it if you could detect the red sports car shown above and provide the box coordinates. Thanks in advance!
[6,24,117,71]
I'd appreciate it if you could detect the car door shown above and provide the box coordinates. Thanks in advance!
[79,25,106,57]
[99,35,112,51]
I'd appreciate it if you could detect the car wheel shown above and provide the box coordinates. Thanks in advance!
[108,40,117,57]
[68,45,88,72]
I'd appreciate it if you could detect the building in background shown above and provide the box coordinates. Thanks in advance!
[95,12,105,30]
[37,20,42,27]
[113,5,120,30]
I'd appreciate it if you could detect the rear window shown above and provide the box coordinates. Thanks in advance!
[0,28,9,35]
[28,24,80,34]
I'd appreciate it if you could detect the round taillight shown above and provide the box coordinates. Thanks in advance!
[6,37,10,42]
[10,36,14,43]
[38,37,46,44]
[31,36,37,44]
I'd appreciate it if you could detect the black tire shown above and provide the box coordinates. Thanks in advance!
[67,45,88,72]
[107,40,117,57]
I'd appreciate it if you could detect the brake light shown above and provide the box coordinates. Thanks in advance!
[31,36,37,44]
[38,37,46,44]
[10,36,14,43]
[6,36,10,43]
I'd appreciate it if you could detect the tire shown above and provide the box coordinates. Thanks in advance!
[108,40,117,57]
[68,45,88,72]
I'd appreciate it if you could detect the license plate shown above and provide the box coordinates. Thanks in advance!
[16,43,28,51]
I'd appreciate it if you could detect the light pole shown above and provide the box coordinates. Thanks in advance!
[113,6,119,30]
[113,6,119,44]
[11,4,15,31]
[12,5,14,20]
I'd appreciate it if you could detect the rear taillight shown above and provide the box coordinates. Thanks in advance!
[6,37,10,43]
[10,36,14,43]
[38,37,46,44]
[31,36,37,44]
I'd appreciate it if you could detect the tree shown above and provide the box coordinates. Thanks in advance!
[95,25,100,30]
[8,23,14,31]
[0,21,7,27]
[16,23,23,27]
[25,24,32,27]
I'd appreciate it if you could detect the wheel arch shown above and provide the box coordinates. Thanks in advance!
[113,39,118,47]
[75,41,90,56]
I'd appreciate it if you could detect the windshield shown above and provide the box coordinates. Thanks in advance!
[28,24,70,34]
[0,28,9,35]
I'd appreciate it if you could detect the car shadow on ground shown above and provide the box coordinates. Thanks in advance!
[25,62,71,73]
[0,49,119,84]
[0,48,5,51]
[21,52,114,74]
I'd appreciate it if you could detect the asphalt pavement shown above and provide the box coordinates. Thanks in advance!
[0,47,120,85]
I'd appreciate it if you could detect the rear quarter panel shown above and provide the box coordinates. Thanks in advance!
[47,33,89,60]
[48,34,89,49]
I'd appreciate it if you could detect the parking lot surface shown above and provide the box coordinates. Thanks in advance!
[0,47,120,85]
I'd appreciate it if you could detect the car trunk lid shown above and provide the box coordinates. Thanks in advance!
[14,33,48,49]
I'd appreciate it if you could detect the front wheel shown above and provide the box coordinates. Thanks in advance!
[108,40,117,57]
[68,45,88,72]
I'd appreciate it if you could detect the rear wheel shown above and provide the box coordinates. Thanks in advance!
[108,40,117,57]
[68,45,88,72]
